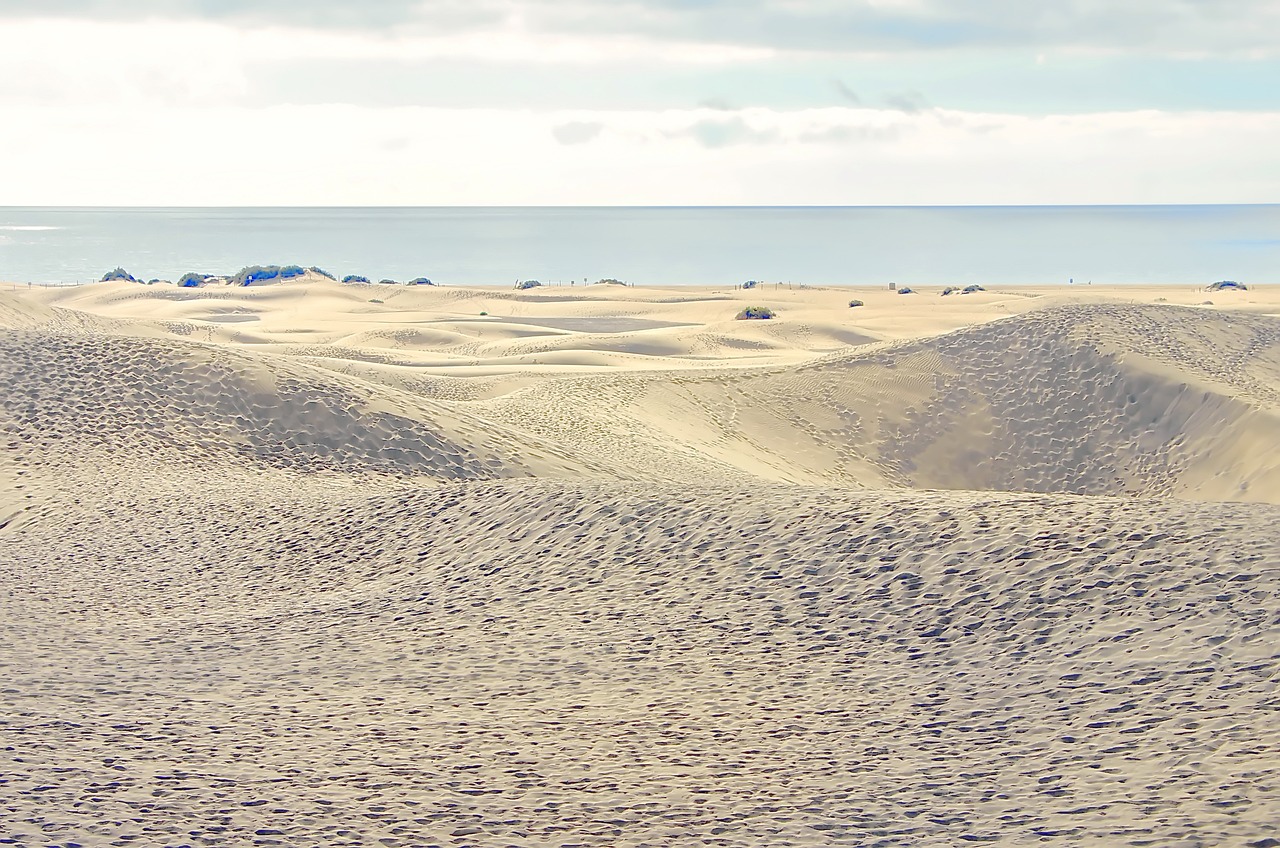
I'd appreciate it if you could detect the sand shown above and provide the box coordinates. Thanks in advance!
[2,276,1279,846]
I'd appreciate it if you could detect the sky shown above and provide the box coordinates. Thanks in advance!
[0,0,1277,205]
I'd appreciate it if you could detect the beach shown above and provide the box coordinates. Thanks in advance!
[2,276,1278,846]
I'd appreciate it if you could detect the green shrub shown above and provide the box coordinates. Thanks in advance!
[848,299,864,307]
[736,306,776,320]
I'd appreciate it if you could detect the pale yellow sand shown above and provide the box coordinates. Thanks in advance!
[1,277,1278,846]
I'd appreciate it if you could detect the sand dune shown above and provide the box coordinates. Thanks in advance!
[2,278,1278,846]
[0,328,601,481]
[743,303,1280,499]
[457,302,1280,500]
[4,474,1278,846]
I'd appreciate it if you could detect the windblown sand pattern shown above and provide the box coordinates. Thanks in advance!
[2,278,1278,846]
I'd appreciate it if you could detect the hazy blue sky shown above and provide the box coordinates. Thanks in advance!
[1,1,1276,204]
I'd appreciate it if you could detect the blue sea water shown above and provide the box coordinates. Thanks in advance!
[0,206,1276,287]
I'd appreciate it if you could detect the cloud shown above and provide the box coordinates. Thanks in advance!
[697,97,738,111]
[798,124,903,144]
[538,0,1280,56]
[552,120,603,144]
[0,0,485,30]
[883,90,930,113]
[0,6,1274,207]
[1,0,1278,56]
[1,103,1278,205]
[380,135,413,152]
[680,117,779,148]
[831,79,862,105]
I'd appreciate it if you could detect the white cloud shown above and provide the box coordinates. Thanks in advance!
[0,16,774,111]
[0,14,791,130]
[1,103,1275,205]
[3,1,1279,56]
[0,19,252,107]
[0,12,1274,206]
[552,121,604,144]
[525,0,1280,57]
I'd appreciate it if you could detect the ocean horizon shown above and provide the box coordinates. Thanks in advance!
[1,205,1277,287]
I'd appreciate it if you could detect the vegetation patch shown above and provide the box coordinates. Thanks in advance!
[231,265,306,286]
[178,272,215,288]
[736,306,776,320]
[101,267,138,283]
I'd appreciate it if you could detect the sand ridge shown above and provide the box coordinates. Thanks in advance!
[5,282,1275,500]
[454,302,1280,500]
[2,277,1279,846]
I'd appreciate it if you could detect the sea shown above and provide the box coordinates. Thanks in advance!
[1,206,1276,287]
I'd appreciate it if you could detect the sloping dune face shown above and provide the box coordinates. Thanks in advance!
[0,328,597,480]
[3,283,1280,846]
[4,477,1278,846]
[465,304,1280,500]
[755,304,1280,499]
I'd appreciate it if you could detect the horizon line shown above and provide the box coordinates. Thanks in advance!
[3,203,1278,211]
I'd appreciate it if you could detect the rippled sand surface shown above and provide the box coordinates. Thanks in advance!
[2,278,1278,846]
